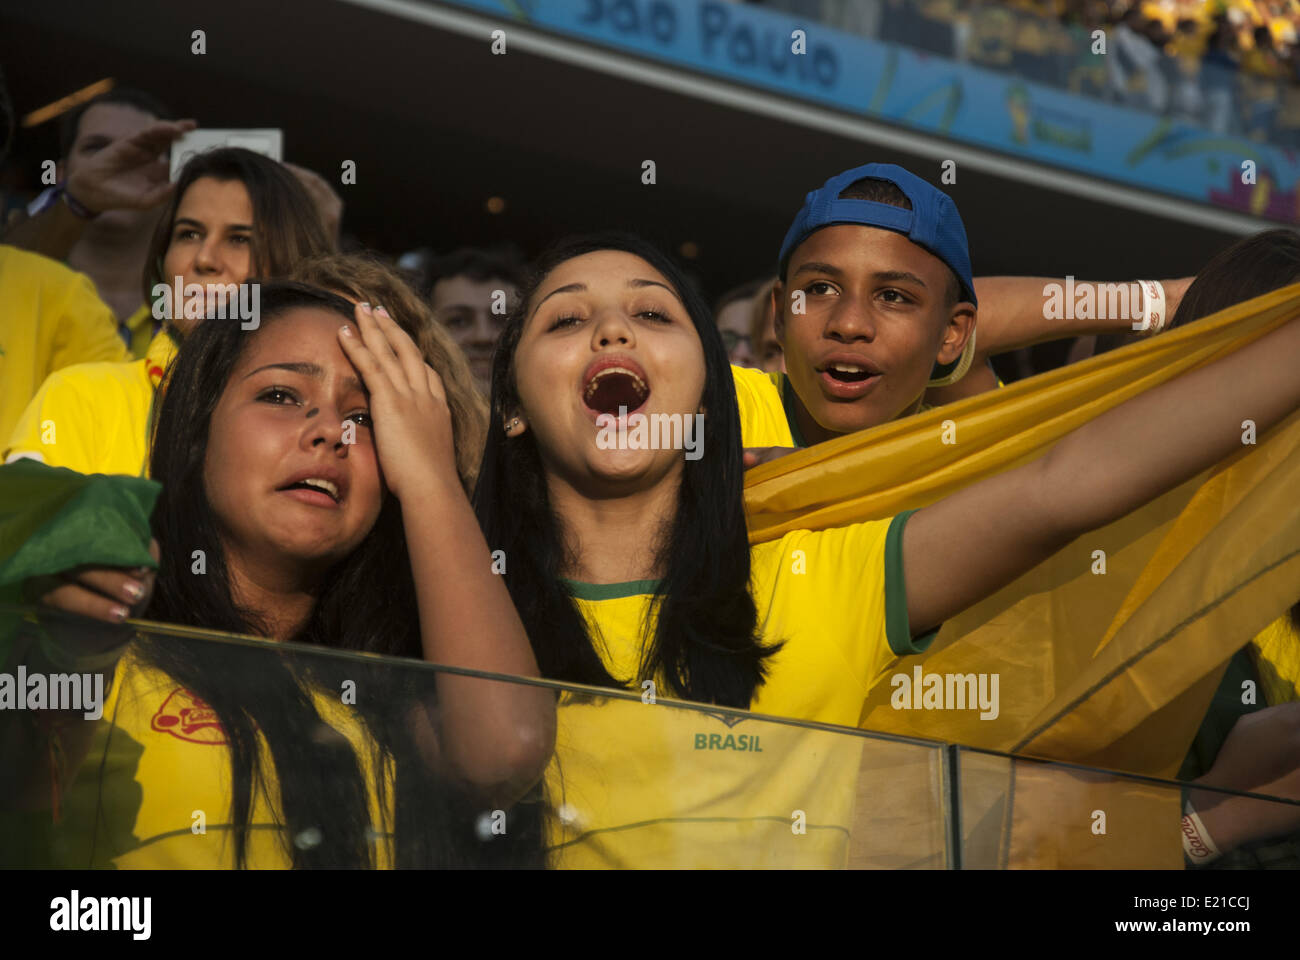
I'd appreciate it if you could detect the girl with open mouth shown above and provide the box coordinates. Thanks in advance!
[475,231,1300,868]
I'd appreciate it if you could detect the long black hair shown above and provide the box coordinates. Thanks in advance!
[1167,228,1300,633]
[142,280,543,867]
[147,282,418,659]
[473,232,778,708]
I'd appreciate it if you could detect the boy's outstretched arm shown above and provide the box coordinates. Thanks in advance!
[903,314,1300,635]
[972,276,1192,355]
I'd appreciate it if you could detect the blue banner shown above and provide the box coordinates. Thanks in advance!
[441,0,1300,223]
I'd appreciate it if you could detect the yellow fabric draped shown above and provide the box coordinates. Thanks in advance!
[1252,615,1300,706]
[743,284,1300,779]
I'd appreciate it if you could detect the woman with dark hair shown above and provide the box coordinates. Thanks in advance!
[474,231,1300,866]
[140,147,333,315]
[26,280,553,867]
[478,235,775,710]
[5,147,334,477]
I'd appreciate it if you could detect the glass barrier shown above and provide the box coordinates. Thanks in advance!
[0,606,949,869]
[3,605,1296,868]
[956,747,1300,870]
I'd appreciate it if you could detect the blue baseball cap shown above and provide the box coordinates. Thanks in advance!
[777,162,977,307]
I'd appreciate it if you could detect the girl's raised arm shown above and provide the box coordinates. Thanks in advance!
[903,313,1300,636]
[339,303,555,805]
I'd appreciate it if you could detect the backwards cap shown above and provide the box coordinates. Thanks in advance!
[777,162,978,386]
[777,162,977,307]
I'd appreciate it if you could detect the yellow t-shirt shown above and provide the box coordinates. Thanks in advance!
[4,329,177,476]
[0,246,128,443]
[123,303,157,359]
[732,364,796,449]
[547,513,934,868]
[51,650,391,869]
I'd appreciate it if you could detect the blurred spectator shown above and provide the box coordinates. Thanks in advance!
[283,162,345,247]
[0,69,129,441]
[714,278,766,368]
[776,0,1300,147]
[750,279,785,374]
[966,2,1018,70]
[1170,18,1208,121]
[408,246,528,388]
[1203,16,1241,133]
[3,89,191,356]
[1109,5,1170,110]
[1242,24,1284,138]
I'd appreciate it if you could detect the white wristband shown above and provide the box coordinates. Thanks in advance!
[1133,279,1167,334]
[1181,800,1221,865]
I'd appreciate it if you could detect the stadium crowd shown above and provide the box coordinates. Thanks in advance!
[763,0,1300,140]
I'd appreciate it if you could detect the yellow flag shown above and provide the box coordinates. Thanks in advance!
[744,285,1300,779]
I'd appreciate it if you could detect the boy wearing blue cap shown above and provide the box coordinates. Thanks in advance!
[737,163,981,451]
[735,163,1183,453]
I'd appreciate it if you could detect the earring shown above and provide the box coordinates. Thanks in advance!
[505,418,520,434]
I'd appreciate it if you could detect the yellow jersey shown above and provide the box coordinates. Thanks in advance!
[49,649,391,869]
[123,303,157,359]
[0,246,127,443]
[4,329,177,476]
[732,364,797,449]
[547,512,936,867]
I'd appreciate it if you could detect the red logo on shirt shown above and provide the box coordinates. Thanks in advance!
[151,688,228,744]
